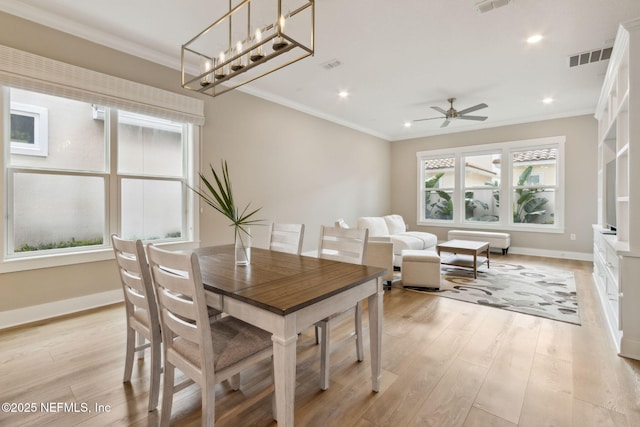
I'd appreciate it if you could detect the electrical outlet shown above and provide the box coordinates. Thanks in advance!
[570,233,576,241]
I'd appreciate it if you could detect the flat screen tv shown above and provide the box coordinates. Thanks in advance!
[606,159,617,233]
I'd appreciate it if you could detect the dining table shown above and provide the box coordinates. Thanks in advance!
[192,245,386,427]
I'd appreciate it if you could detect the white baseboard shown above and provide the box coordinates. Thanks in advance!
[508,246,593,262]
[0,289,123,330]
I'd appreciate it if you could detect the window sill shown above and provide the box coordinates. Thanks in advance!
[0,240,200,273]
[416,221,564,234]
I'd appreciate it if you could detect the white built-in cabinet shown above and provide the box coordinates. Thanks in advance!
[593,18,640,360]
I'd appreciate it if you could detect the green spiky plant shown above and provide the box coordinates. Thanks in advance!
[513,165,549,223]
[188,160,263,263]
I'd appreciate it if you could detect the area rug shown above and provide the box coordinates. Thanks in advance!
[402,262,580,325]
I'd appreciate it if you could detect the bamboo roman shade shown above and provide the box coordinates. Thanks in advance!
[0,44,205,125]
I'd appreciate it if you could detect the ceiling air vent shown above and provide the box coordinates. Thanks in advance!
[321,59,342,70]
[476,0,512,14]
[569,47,613,68]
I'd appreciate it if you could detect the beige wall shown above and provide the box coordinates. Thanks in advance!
[0,11,390,313]
[198,89,390,252]
[390,115,598,256]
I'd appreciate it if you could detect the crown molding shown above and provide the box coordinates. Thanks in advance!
[0,1,180,70]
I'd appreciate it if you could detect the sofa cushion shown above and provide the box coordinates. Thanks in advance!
[383,214,406,235]
[400,231,437,248]
[390,234,427,254]
[356,217,390,237]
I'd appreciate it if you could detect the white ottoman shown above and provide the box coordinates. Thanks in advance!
[401,249,441,289]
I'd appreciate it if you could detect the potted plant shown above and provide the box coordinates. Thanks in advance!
[189,160,263,265]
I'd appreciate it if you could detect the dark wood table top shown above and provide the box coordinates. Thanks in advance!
[193,245,386,316]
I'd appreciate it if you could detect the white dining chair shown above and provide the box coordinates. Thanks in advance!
[111,234,162,411]
[146,244,274,427]
[268,222,305,255]
[316,225,369,390]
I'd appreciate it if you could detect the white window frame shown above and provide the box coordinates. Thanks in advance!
[417,136,565,233]
[1,92,201,274]
[0,45,204,273]
[10,102,48,157]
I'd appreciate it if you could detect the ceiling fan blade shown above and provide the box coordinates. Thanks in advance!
[440,119,451,128]
[431,106,447,115]
[459,115,488,121]
[457,103,488,115]
[413,117,443,122]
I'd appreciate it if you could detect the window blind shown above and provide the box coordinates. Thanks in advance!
[0,44,205,125]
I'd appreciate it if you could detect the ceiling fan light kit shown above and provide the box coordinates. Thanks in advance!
[414,97,488,128]
[181,0,314,98]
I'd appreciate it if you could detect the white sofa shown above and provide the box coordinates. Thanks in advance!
[338,215,437,268]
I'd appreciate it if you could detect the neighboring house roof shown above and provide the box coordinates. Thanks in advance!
[424,157,455,169]
[424,148,557,170]
[512,148,557,162]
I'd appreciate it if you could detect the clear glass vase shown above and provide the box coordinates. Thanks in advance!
[235,227,251,266]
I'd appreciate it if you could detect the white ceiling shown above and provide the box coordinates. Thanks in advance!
[2,0,640,141]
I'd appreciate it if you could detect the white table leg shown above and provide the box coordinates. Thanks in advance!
[319,321,330,390]
[272,320,298,426]
[368,282,384,392]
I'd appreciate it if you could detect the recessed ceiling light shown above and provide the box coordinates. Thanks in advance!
[404,121,412,128]
[542,97,554,104]
[338,90,349,98]
[527,34,543,44]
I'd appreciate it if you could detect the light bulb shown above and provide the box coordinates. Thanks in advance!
[273,15,288,51]
[200,59,212,86]
[214,52,227,79]
[251,28,265,62]
[231,41,245,71]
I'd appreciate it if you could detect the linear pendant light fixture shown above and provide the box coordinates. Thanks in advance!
[181,0,314,97]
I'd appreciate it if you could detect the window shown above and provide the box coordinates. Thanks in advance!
[511,148,557,225]
[0,44,204,272]
[117,110,186,241]
[4,88,193,259]
[10,102,48,157]
[463,152,500,223]
[417,137,565,232]
[423,156,455,221]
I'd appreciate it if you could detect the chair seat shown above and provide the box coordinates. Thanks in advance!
[171,317,272,371]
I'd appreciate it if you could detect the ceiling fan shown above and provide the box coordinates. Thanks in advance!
[414,98,488,128]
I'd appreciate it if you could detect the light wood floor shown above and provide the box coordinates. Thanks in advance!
[1,255,639,426]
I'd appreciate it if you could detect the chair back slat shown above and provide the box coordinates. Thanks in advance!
[158,302,201,344]
[317,225,368,265]
[123,282,149,311]
[268,223,305,255]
